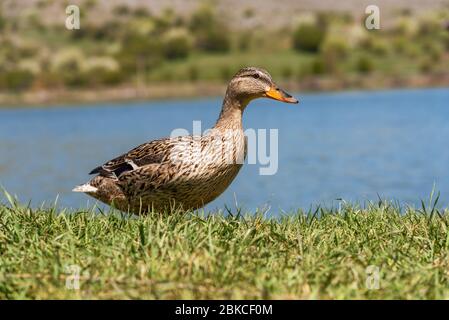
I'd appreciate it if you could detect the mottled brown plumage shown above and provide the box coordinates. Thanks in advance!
[73,67,298,214]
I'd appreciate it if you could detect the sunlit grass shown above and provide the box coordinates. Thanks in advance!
[146,50,316,82]
[1,191,449,299]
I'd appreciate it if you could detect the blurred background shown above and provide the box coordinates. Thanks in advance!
[1,0,449,214]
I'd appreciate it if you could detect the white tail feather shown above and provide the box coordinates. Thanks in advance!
[72,183,98,193]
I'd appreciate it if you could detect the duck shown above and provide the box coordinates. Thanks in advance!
[73,67,299,214]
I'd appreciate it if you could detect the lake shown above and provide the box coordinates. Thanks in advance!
[1,87,449,214]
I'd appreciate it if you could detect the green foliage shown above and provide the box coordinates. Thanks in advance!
[116,34,162,75]
[84,0,97,10]
[281,65,293,79]
[0,4,448,93]
[359,37,389,56]
[292,23,326,53]
[418,16,442,37]
[219,65,232,81]
[243,8,255,19]
[320,36,350,73]
[321,37,349,59]
[84,57,122,86]
[392,37,408,54]
[422,41,444,62]
[51,48,87,86]
[419,58,434,73]
[0,11,5,31]
[161,28,193,60]
[112,4,130,16]
[189,5,216,32]
[355,54,375,73]
[0,70,34,91]
[187,64,199,81]
[237,31,252,52]
[190,5,231,53]
[195,28,231,52]
[310,57,326,75]
[133,6,151,18]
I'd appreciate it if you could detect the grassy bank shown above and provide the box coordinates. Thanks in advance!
[1,198,449,299]
[2,72,449,108]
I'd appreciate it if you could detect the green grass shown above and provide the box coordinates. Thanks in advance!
[145,50,316,82]
[1,194,449,299]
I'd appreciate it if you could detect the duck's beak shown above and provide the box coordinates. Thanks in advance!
[264,85,299,104]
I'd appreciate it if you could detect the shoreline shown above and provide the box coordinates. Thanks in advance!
[1,73,449,108]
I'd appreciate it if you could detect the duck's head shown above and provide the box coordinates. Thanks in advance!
[226,67,299,105]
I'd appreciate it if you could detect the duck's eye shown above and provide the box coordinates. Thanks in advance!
[252,73,260,79]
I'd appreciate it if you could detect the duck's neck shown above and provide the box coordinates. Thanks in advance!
[213,90,248,131]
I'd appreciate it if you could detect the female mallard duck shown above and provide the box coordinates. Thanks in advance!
[73,67,298,214]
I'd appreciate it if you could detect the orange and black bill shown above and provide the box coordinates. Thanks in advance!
[264,85,299,104]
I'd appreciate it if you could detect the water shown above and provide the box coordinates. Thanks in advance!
[1,88,449,214]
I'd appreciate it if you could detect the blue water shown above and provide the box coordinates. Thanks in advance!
[1,88,449,214]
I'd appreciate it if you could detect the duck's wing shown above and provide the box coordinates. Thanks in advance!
[89,138,174,178]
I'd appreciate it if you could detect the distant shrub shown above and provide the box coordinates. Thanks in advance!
[237,32,252,52]
[112,4,130,16]
[321,36,349,59]
[355,55,374,73]
[418,16,441,37]
[156,8,184,30]
[133,7,151,18]
[51,48,87,86]
[87,0,97,8]
[69,26,88,40]
[219,65,232,81]
[189,5,231,53]
[70,20,123,41]
[292,23,326,53]
[17,43,39,59]
[187,65,199,81]
[315,12,333,30]
[392,38,408,54]
[443,32,449,51]
[311,57,326,75]
[318,36,349,74]
[0,70,34,91]
[243,8,255,19]
[117,34,163,75]
[419,58,433,73]
[296,63,308,80]
[196,28,231,52]
[159,68,174,82]
[161,28,193,60]
[126,18,156,37]
[36,0,50,9]
[0,11,5,31]
[77,23,118,41]
[404,44,421,59]
[18,59,41,75]
[190,5,215,32]
[51,49,84,72]
[35,71,62,88]
[423,42,443,61]
[393,17,418,37]
[371,40,389,56]
[281,66,293,79]
[359,37,389,56]
[84,57,122,85]
[26,11,45,31]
